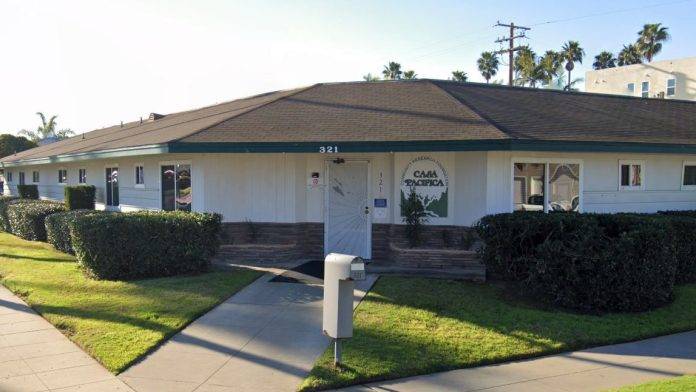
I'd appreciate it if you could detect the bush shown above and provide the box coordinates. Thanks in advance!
[17,184,39,199]
[477,212,678,313]
[653,214,696,284]
[70,211,222,280]
[64,185,96,210]
[45,210,103,254]
[401,188,428,247]
[0,195,19,232]
[6,200,65,241]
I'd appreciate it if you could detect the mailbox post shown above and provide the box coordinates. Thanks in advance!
[323,253,366,365]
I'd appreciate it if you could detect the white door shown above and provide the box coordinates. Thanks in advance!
[325,160,371,258]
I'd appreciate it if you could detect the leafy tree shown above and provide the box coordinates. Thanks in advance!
[618,44,643,66]
[18,112,74,143]
[382,61,403,80]
[593,51,617,70]
[363,73,380,82]
[477,52,499,83]
[560,41,585,91]
[538,50,562,85]
[450,70,468,82]
[403,70,417,80]
[636,23,670,62]
[0,134,37,159]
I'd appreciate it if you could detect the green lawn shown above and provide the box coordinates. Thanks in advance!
[0,232,262,373]
[301,276,696,391]
[609,375,696,391]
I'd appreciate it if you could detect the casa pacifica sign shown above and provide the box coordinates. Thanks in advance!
[400,156,449,218]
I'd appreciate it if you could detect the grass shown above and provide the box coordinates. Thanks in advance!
[608,375,696,391]
[300,276,696,391]
[0,232,263,373]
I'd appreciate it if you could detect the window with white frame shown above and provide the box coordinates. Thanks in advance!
[32,171,39,183]
[627,83,635,94]
[682,162,696,188]
[58,169,67,184]
[18,172,25,185]
[667,78,676,96]
[78,169,87,184]
[513,160,581,212]
[619,160,644,190]
[135,165,145,186]
[641,81,650,98]
[7,172,12,182]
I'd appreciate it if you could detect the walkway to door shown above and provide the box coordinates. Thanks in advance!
[119,270,377,392]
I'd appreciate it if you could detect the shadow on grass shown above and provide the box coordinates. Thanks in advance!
[0,253,74,263]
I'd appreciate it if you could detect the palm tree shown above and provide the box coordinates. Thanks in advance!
[636,23,670,62]
[537,50,562,86]
[513,47,537,87]
[382,61,403,80]
[477,52,499,83]
[618,44,643,66]
[18,112,74,143]
[593,51,617,70]
[560,41,585,91]
[450,70,468,82]
[363,73,380,82]
[403,70,417,80]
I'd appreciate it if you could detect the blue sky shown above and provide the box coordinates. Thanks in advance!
[1,0,695,134]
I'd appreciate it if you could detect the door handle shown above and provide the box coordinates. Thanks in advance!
[364,206,370,214]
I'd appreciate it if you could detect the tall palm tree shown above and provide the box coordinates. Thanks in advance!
[538,50,562,86]
[618,44,643,66]
[593,51,617,70]
[363,73,380,82]
[636,23,670,62]
[403,70,417,80]
[18,112,74,143]
[382,61,403,80]
[514,47,537,87]
[450,70,468,82]
[477,52,499,83]
[560,41,585,91]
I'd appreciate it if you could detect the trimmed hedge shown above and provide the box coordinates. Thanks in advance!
[6,200,66,241]
[70,211,222,280]
[0,195,18,232]
[45,210,102,254]
[477,212,679,313]
[65,185,96,210]
[17,184,39,199]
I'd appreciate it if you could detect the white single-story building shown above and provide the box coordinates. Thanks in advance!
[2,80,696,262]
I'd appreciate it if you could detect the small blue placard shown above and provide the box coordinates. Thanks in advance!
[374,198,387,208]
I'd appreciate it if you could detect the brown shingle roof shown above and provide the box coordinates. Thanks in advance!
[3,80,696,164]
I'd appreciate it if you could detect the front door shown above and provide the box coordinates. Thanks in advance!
[105,167,119,207]
[325,160,371,258]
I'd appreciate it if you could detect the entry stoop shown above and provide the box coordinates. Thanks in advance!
[371,244,487,282]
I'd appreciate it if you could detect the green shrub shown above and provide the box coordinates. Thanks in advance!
[6,200,66,241]
[70,211,222,280]
[17,184,39,199]
[64,185,96,210]
[401,188,428,248]
[45,210,103,254]
[653,214,696,284]
[0,195,19,232]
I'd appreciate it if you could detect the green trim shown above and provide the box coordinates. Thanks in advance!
[168,140,696,154]
[0,145,169,168]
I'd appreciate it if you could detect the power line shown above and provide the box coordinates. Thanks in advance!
[493,21,530,86]
[529,0,694,27]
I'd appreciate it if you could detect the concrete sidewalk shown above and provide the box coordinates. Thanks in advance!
[339,330,696,392]
[0,285,133,392]
[120,272,378,392]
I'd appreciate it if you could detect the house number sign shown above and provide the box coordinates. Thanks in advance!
[319,146,339,153]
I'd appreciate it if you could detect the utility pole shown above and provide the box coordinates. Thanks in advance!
[494,21,531,86]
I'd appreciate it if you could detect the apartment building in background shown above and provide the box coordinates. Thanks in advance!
[585,56,696,101]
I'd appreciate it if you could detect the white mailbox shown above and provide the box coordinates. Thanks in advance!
[323,253,365,364]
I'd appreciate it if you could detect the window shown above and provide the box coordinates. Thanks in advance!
[7,172,12,182]
[79,169,87,184]
[57,169,67,184]
[18,172,25,185]
[641,81,650,98]
[32,171,39,183]
[682,162,696,189]
[105,167,119,206]
[619,160,644,190]
[135,165,145,186]
[627,83,635,94]
[161,164,191,211]
[667,78,676,96]
[513,160,581,213]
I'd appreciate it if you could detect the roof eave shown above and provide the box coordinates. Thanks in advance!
[0,144,169,168]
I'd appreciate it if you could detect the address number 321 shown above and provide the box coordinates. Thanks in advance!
[319,146,339,153]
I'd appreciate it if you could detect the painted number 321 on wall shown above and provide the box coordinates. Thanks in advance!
[319,146,339,153]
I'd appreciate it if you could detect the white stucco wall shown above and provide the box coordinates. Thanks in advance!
[4,150,696,226]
